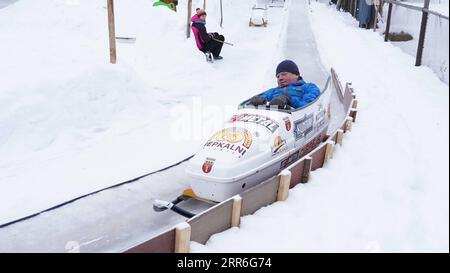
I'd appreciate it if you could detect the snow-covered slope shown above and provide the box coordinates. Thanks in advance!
[190,0,449,252]
[0,0,289,225]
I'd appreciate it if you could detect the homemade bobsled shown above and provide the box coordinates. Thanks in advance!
[154,76,332,217]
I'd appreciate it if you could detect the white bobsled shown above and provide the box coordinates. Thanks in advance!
[185,76,332,203]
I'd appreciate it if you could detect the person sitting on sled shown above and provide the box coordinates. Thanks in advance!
[250,60,320,109]
[191,8,225,60]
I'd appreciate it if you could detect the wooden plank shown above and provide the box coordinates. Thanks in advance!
[301,156,312,183]
[288,159,305,188]
[310,144,327,171]
[336,129,344,146]
[324,141,335,163]
[331,68,344,102]
[241,176,279,216]
[277,170,291,201]
[175,222,191,253]
[343,83,354,113]
[188,199,233,244]
[124,228,175,253]
[340,121,347,132]
[231,196,242,228]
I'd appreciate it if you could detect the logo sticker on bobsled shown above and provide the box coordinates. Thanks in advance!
[315,104,326,131]
[204,127,253,157]
[294,113,314,140]
[280,150,300,170]
[229,113,279,133]
[300,134,322,157]
[283,117,291,131]
[272,135,286,156]
[202,157,216,174]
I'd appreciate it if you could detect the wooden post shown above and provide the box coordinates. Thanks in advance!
[175,222,191,253]
[220,0,223,27]
[384,2,393,42]
[336,129,344,146]
[350,0,356,17]
[107,0,117,64]
[231,196,242,227]
[352,99,358,109]
[336,0,342,11]
[203,0,206,10]
[277,170,291,201]
[301,157,312,183]
[350,108,358,122]
[186,0,192,38]
[373,0,379,32]
[345,116,353,132]
[324,141,335,163]
[415,0,430,66]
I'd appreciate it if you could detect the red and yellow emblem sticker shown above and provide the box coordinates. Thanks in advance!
[204,127,253,157]
[202,157,215,173]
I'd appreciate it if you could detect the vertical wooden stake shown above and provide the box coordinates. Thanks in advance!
[373,0,379,32]
[277,170,291,201]
[352,99,358,109]
[186,0,193,38]
[336,129,344,146]
[350,108,358,122]
[301,157,312,183]
[416,0,431,66]
[345,116,353,132]
[231,196,242,227]
[324,141,335,163]
[107,0,116,64]
[175,222,191,253]
[220,0,223,28]
[384,2,393,42]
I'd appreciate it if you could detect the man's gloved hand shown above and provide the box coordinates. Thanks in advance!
[208,33,214,39]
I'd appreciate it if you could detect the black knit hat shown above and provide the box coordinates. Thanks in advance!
[276,60,300,76]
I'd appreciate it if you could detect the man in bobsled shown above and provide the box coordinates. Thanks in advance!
[250,60,320,109]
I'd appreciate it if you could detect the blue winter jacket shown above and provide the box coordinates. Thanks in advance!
[260,79,321,109]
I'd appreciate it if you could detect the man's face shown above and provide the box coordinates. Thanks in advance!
[277,72,299,87]
[200,15,207,20]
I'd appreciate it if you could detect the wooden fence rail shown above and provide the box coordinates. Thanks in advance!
[383,0,448,66]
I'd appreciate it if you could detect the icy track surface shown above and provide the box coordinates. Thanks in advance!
[0,162,214,252]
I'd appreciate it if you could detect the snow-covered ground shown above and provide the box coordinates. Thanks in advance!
[0,0,288,225]
[190,0,449,252]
